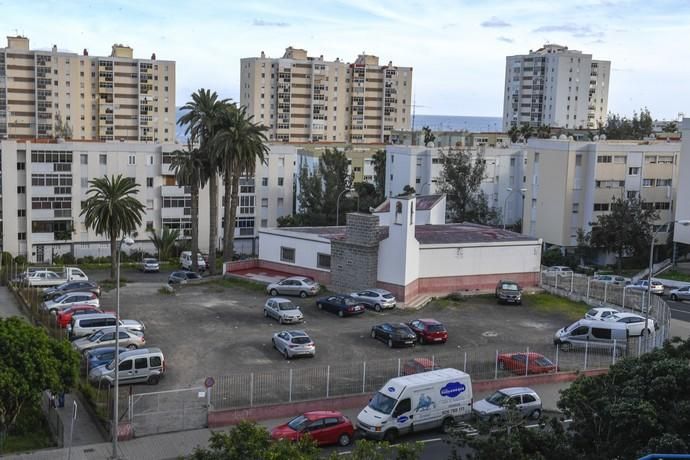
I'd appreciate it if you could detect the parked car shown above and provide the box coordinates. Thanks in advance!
[553,319,628,352]
[168,271,202,285]
[138,258,160,273]
[263,298,304,324]
[272,330,315,359]
[544,266,573,277]
[180,251,207,271]
[626,279,665,295]
[605,312,657,336]
[267,277,320,298]
[315,295,366,317]
[349,289,396,311]
[270,411,354,447]
[370,323,416,348]
[584,307,620,321]
[42,291,100,314]
[593,274,629,285]
[401,357,442,375]
[669,285,690,301]
[472,387,542,421]
[495,280,522,305]
[89,348,165,386]
[406,318,448,344]
[497,352,558,375]
[56,304,103,328]
[72,327,146,353]
[26,267,89,287]
[84,346,125,371]
[68,313,146,340]
[43,280,101,301]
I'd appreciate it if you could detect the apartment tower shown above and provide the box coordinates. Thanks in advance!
[502,44,610,131]
[240,47,413,144]
[0,35,175,142]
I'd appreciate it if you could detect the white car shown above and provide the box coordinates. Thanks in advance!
[626,280,665,295]
[263,298,304,324]
[42,291,100,314]
[593,274,629,285]
[669,285,690,301]
[605,312,656,336]
[271,330,315,359]
[545,266,573,277]
[585,307,619,321]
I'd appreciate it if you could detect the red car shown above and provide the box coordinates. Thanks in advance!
[56,304,103,328]
[407,318,448,344]
[270,411,354,447]
[497,352,558,375]
[402,357,442,375]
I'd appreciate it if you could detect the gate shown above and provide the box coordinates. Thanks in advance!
[127,387,208,436]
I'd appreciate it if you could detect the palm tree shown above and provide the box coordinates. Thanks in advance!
[178,89,229,275]
[148,226,181,261]
[80,175,146,279]
[519,123,534,141]
[213,104,269,261]
[508,126,520,143]
[169,140,207,273]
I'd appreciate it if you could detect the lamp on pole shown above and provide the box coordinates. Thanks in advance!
[503,187,527,230]
[336,188,358,226]
[112,235,134,459]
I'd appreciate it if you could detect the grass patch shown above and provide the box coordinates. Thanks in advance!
[658,270,690,283]
[524,292,589,321]
[428,292,494,309]
[1,403,55,454]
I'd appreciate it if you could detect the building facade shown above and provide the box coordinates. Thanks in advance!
[240,47,412,144]
[0,35,175,142]
[502,44,610,131]
[522,138,680,249]
[674,118,690,245]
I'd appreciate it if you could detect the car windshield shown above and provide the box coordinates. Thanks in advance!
[301,279,315,285]
[291,337,311,345]
[486,391,509,406]
[535,357,554,366]
[144,259,157,263]
[54,294,68,302]
[97,351,114,361]
[501,283,519,291]
[368,391,397,414]
[343,298,357,306]
[188,273,201,279]
[278,301,297,311]
[88,331,105,342]
[106,359,118,371]
[382,293,394,299]
[287,415,309,431]
[427,324,445,332]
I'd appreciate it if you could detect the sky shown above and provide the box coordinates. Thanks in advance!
[3,0,690,119]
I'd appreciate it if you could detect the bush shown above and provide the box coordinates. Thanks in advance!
[14,255,27,265]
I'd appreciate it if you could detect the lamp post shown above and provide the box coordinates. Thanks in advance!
[336,188,358,226]
[112,236,134,459]
[503,187,527,230]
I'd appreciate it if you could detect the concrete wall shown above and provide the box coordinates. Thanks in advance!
[676,119,690,244]
[258,229,332,273]
[330,213,380,293]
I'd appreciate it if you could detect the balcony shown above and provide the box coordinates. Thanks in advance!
[161,185,191,197]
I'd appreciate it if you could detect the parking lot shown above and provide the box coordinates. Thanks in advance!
[95,268,580,393]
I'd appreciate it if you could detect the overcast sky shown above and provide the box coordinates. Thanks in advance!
[3,0,689,119]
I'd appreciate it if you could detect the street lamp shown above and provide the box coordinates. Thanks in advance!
[645,219,690,350]
[503,187,527,230]
[112,235,134,459]
[336,188,358,226]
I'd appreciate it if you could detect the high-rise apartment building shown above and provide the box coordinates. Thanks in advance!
[240,47,413,144]
[674,118,690,245]
[0,35,175,142]
[502,44,610,131]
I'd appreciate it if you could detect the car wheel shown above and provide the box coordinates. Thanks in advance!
[299,291,307,298]
[371,330,376,339]
[374,304,382,312]
[270,289,278,296]
[338,310,344,317]
[272,338,276,349]
[147,375,160,385]
[263,310,268,318]
[530,409,541,420]
[50,308,58,315]
[388,338,393,348]
[338,433,352,446]
[441,417,455,434]
[671,294,678,301]
[283,349,290,360]
[127,344,137,350]
[383,429,398,442]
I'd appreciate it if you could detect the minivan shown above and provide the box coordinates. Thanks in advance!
[68,313,146,340]
[89,347,165,386]
[179,251,207,271]
[553,319,628,352]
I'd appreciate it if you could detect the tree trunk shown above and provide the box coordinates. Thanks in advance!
[208,174,218,275]
[191,184,199,273]
[225,172,241,263]
[222,168,233,262]
[110,235,117,281]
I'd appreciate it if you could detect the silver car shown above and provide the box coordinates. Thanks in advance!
[42,291,100,314]
[472,387,542,421]
[626,280,665,295]
[272,330,315,359]
[71,327,146,354]
[350,289,396,312]
[669,285,690,301]
[267,277,320,298]
[264,298,304,324]
[139,258,160,273]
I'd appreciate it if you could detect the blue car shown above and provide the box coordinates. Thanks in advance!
[85,347,123,371]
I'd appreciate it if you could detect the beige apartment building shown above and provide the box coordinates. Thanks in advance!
[523,138,679,250]
[0,35,175,142]
[240,47,412,144]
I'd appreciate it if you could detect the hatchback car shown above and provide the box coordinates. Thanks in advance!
[56,304,103,328]
[71,327,146,354]
[84,346,125,371]
[669,285,690,301]
[43,280,102,301]
[605,312,656,336]
[407,318,448,344]
[584,307,619,321]
[472,387,542,421]
[264,298,303,324]
[316,295,365,317]
[349,289,396,311]
[139,258,160,273]
[495,280,522,304]
[626,280,665,295]
[370,323,416,348]
[267,277,320,298]
[42,292,100,314]
[272,330,315,359]
[168,271,202,285]
[401,358,442,375]
[270,411,354,447]
[497,352,558,375]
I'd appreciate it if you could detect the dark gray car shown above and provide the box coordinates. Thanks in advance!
[43,280,102,301]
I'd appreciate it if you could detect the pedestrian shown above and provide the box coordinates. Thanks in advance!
[49,391,56,409]
[58,390,65,408]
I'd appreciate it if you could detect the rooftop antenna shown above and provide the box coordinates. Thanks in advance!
[410,92,429,146]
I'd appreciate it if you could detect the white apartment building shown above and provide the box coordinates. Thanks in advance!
[674,118,690,245]
[0,35,176,142]
[384,145,526,226]
[503,44,610,131]
[240,47,413,144]
[0,140,295,262]
[523,138,680,250]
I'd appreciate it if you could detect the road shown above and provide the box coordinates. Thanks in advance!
[665,296,690,323]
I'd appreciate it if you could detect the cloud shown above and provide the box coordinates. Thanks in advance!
[533,23,603,38]
[481,16,511,28]
[252,19,290,27]
[497,36,514,43]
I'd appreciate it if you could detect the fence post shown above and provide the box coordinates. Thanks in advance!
[570,274,574,293]
[362,362,366,394]
[326,366,330,398]
[525,347,530,377]
[555,274,558,291]
[612,340,617,365]
[622,288,626,310]
[432,355,435,370]
[463,352,467,373]
[494,350,499,380]
[587,279,591,301]
[584,342,588,370]
[250,373,254,407]
[555,344,559,372]
[604,283,608,304]
[397,358,401,377]
[289,369,293,402]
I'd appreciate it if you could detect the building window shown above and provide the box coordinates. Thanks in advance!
[657,178,672,186]
[628,167,640,175]
[261,177,268,186]
[597,155,612,163]
[80,154,88,165]
[18,232,26,241]
[261,219,268,228]
[278,157,285,167]
[642,179,654,187]
[147,155,154,166]
[17,186,26,194]
[593,203,609,211]
[261,198,268,207]
[128,155,136,165]
[627,191,638,199]
[575,154,582,166]
[99,154,107,165]
[146,221,154,231]
[613,155,626,164]
[277,177,284,186]
[280,247,295,263]
[655,202,671,210]
[81,177,89,188]
[146,177,154,188]
[239,196,255,214]
[17,162,25,170]
[277,197,284,208]
[17,209,26,217]
[572,203,579,214]
[146,199,154,210]
[317,253,331,269]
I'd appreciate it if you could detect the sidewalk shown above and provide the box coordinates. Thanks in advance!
[3,381,571,460]
[0,285,25,318]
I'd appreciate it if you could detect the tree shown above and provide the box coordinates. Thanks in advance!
[508,126,520,143]
[664,121,678,133]
[585,195,658,269]
[535,124,551,139]
[519,124,533,141]
[178,89,229,275]
[170,140,208,273]
[602,108,654,140]
[401,185,416,196]
[0,317,80,438]
[148,226,180,261]
[422,125,435,146]
[80,175,145,279]
[437,148,497,225]
[212,104,269,262]
[372,149,386,201]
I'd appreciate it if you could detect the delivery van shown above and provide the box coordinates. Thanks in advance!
[356,368,472,441]
[553,318,628,352]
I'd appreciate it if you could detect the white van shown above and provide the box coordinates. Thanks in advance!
[179,251,207,271]
[553,319,628,352]
[356,368,473,441]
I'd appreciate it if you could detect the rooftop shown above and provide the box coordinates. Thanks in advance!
[374,195,444,213]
